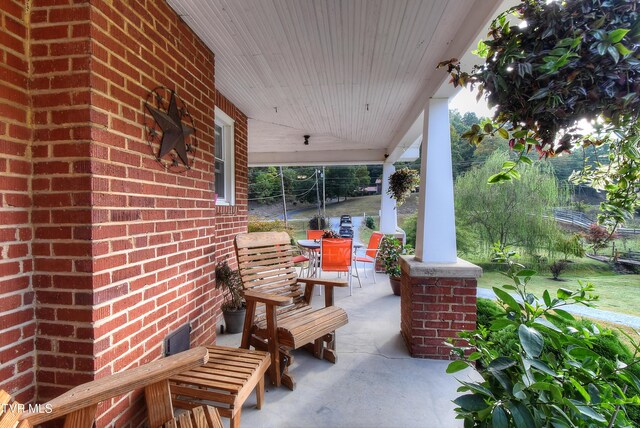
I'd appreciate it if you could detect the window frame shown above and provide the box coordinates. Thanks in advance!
[214,106,235,205]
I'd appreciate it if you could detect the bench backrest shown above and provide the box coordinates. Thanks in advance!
[0,347,210,428]
[235,232,303,308]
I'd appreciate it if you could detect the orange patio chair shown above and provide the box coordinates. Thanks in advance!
[306,230,324,240]
[354,232,384,283]
[320,238,360,295]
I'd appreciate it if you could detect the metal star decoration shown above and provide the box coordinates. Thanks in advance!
[144,90,195,168]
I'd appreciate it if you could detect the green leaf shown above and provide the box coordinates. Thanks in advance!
[608,28,630,43]
[491,406,508,428]
[507,401,536,428]
[458,380,495,398]
[497,128,509,139]
[533,317,561,333]
[525,358,557,377]
[568,347,600,360]
[501,161,516,169]
[492,287,521,315]
[488,357,517,372]
[542,290,551,307]
[615,43,632,56]
[568,399,606,423]
[512,382,526,399]
[570,378,590,402]
[519,156,532,165]
[518,325,544,358]
[453,394,489,412]
[467,351,482,361]
[446,360,469,373]
[553,308,575,321]
[516,269,536,277]
[488,173,511,183]
[490,318,515,331]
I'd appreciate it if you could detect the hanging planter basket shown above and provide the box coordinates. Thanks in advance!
[387,168,420,206]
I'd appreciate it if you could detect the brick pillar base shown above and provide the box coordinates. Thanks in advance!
[399,256,481,359]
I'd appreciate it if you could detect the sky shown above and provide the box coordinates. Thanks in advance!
[449,86,496,119]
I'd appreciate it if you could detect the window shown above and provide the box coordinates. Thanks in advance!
[214,107,235,205]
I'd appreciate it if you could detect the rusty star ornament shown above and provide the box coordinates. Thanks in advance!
[143,87,196,172]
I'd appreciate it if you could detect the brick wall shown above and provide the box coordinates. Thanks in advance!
[0,0,248,424]
[29,0,96,404]
[214,91,248,266]
[0,0,36,404]
[400,275,477,359]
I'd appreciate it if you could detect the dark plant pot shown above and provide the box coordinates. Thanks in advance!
[223,308,246,334]
[389,277,401,296]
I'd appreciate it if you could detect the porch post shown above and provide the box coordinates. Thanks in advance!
[414,98,456,263]
[379,162,397,234]
[400,97,481,359]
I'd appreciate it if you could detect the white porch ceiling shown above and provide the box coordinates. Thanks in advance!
[168,0,503,166]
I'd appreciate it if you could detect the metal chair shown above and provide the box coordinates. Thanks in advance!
[306,230,324,240]
[354,232,384,283]
[320,238,360,295]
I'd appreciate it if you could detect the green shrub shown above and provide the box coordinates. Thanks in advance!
[308,215,327,230]
[248,217,293,239]
[448,248,640,427]
[365,216,376,230]
[477,298,505,328]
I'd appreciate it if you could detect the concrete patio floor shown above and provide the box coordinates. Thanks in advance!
[216,270,476,428]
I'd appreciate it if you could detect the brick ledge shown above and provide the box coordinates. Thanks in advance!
[400,256,482,279]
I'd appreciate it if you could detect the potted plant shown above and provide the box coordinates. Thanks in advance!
[215,261,245,334]
[387,168,419,206]
[322,230,340,239]
[378,236,413,296]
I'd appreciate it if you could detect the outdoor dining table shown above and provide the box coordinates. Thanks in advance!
[296,239,364,278]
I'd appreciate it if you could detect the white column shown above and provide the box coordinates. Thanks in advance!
[379,162,397,234]
[415,98,456,263]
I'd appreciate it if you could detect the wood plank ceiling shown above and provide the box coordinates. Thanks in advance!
[167,0,502,165]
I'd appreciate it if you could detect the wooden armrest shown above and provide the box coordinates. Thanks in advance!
[22,347,209,425]
[244,290,293,306]
[298,278,349,288]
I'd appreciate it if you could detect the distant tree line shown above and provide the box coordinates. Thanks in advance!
[248,165,378,205]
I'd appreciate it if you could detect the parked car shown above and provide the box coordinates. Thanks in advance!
[339,215,352,227]
[339,225,354,238]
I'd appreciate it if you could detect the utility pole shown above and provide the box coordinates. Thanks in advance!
[315,168,321,217]
[279,166,288,228]
[322,166,326,218]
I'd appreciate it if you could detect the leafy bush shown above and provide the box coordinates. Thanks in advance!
[549,260,567,280]
[447,248,640,427]
[477,298,505,328]
[365,216,376,230]
[248,217,293,237]
[309,215,327,230]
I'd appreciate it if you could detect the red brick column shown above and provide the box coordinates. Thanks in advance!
[399,256,481,359]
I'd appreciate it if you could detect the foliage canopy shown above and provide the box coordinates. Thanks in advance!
[440,0,640,225]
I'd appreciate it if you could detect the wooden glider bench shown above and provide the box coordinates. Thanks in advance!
[234,231,349,390]
[0,347,222,428]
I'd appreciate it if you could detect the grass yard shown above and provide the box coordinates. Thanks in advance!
[478,270,640,317]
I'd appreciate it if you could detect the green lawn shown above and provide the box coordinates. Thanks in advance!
[288,194,382,219]
[478,269,640,317]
